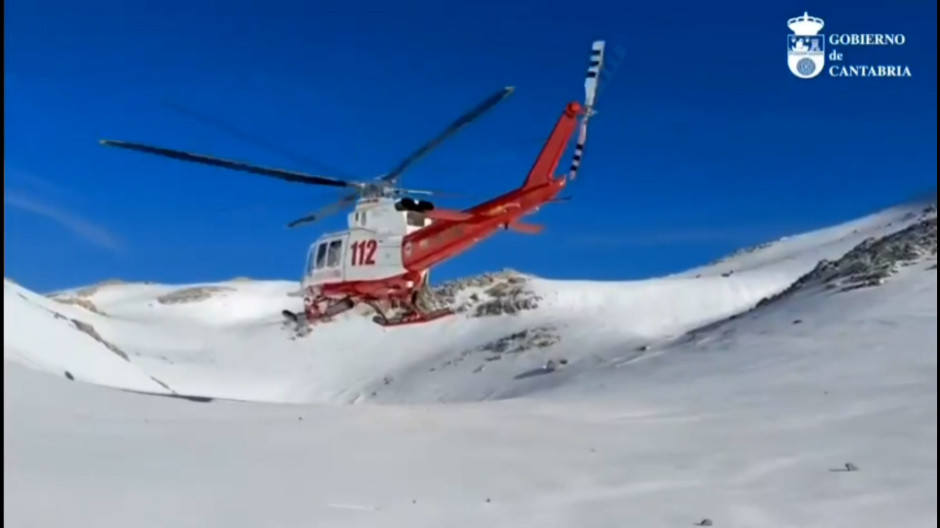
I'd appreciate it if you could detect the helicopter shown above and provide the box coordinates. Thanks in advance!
[100,40,608,328]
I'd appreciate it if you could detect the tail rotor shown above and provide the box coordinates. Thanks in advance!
[568,40,606,182]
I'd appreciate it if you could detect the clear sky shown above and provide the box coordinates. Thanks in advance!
[4,0,937,292]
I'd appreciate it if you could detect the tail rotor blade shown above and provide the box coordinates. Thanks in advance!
[100,139,360,188]
[584,40,605,110]
[381,85,515,183]
[568,40,606,182]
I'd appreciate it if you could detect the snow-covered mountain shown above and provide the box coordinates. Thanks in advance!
[4,198,937,528]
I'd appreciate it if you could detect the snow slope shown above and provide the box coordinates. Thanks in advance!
[4,280,173,394]
[12,198,934,405]
[4,198,937,528]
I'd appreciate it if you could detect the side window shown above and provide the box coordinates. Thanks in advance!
[314,243,328,269]
[326,240,343,267]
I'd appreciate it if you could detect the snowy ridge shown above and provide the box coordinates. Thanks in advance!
[681,200,936,278]
[758,211,936,306]
[6,197,935,404]
[4,279,173,394]
[4,198,937,528]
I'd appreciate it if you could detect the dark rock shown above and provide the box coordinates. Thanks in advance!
[431,269,543,318]
[156,286,235,304]
[70,319,129,361]
[758,217,937,307]
[477,326,560,355]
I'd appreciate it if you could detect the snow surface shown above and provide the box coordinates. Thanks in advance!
[4,199,937,528]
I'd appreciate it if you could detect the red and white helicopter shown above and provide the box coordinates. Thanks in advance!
[100,40,607,328]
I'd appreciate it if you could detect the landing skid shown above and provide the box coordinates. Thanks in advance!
[363,291,454,327]
[288,281,455,332]
[371,308,453,327]
[281,296,355,334]
[284,304,453,329]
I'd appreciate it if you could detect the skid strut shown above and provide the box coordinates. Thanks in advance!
[367,301,453,327]
[288,280,453,330]
[366,281,453,327]
[304,296,356,323]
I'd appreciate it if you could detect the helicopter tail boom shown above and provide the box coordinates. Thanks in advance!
[520,101,582,190]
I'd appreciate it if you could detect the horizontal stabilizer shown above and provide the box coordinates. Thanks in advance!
[509,221,543,234]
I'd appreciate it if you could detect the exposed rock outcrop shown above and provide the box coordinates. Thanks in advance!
[51,297,107,316]
[476,325,561,355]
[432,269,542,317]
[70,319,130,361]
[431,324,561,372]
[156,286,235,304]
[757,215,937,307]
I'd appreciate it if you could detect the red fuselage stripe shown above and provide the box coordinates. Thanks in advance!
[402,101,582,272]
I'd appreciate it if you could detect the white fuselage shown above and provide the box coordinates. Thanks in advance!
[301,197,431,288]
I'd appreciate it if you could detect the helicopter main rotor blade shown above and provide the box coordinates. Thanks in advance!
[100,139,360,188]
[161,100,361,180]
[286,193,360,228]
[394,188,468,198]
[381,85,515,184]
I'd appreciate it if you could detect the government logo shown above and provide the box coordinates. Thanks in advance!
[787,12,826,79]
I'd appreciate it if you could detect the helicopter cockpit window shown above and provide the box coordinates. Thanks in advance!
[305,246,316,274]
[314,243,328,270]
[326,240,343,267]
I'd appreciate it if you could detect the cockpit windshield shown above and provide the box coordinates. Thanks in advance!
[314,243,328,270]
[305,246,316,274]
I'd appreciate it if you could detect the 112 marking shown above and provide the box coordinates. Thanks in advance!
[350,239,378,266]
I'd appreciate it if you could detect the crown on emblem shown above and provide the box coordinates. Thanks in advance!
[787,11,824,35]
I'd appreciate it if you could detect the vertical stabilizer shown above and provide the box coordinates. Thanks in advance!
[521,102,582,189]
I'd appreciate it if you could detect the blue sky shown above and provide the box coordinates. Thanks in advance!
[4,0,937,292]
